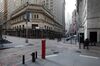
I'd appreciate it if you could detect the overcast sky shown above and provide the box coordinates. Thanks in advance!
[65,0,76,29]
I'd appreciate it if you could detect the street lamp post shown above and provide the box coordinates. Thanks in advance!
[36,27,40,38]
[25,21,28,43]
[23,11,31,43]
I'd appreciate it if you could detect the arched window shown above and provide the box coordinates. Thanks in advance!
[19,25,21,29]
[23,25,24,29]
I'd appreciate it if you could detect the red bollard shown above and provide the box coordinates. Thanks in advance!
[41,39,46,59]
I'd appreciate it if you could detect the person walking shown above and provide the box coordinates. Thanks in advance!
[83,38,90,50]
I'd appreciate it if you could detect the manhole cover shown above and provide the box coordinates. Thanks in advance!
[76,50,81,53]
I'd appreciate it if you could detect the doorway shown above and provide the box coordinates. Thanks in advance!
[79,33,84,43]
[90,32,97,42]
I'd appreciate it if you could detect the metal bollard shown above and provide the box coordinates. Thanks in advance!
[35,51,37,59]
[41,39,46,59]
[31,52,35,62]
[22,55,25,64]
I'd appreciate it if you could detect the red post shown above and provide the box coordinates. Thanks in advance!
[41,39,46,59]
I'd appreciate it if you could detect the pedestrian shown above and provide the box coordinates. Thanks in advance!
[83,38,90,50]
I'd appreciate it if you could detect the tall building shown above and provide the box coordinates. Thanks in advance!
[7,0,65,28]
[7,0,44,20]
[43,0,65,29]
[71,9,77,35]
[5,0,64,38]
[0,12,3,24]
[43,0,54,13]
[77,0,100,42]
[0,12,4,40]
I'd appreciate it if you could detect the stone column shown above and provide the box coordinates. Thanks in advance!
[0,25,2,40]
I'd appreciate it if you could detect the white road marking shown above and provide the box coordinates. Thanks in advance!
[80,54,99,59]
[15,45,25,47]
[46,54,58,58]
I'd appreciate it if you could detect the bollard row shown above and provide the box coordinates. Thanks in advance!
[22,51,38,64]
[22,39,46,64]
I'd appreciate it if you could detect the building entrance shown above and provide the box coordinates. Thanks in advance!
[90,32,97,42]
[79,33,84,43]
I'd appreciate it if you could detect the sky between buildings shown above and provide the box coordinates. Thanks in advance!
[65,0,76,30]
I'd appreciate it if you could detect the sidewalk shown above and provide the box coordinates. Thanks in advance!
[17,43,100,66]
[18,46,100,66]
[0,35,67,66]
[80,45,100,58]
[0,35,100,66]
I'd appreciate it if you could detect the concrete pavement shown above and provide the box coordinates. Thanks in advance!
[0,35,67,66]
[18,45,100,66]
[0,35,100,66]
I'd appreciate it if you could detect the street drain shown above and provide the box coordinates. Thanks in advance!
[53,51,59,54]
[76,50,81,53]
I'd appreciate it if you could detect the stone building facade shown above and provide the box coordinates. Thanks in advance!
[7,3,63,38]
[42,0,65,28]
[3,0,65,38]
[7,0,65,29]
[77,0,100,42]
[71,9,78,35]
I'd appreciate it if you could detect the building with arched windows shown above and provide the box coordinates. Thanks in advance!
[4,0,65,38]
[7,2,63,38]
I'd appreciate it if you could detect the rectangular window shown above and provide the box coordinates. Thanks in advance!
[46,3,49,6]
[46,0,48,2]
[34,14,39,19]
[37,15,39,18]
[34,15,37,19]
[50,2,53,4]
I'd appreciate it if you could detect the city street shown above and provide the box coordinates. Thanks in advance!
[0,36,100,66]
[1,0,100,66]
[0,35,70,66]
